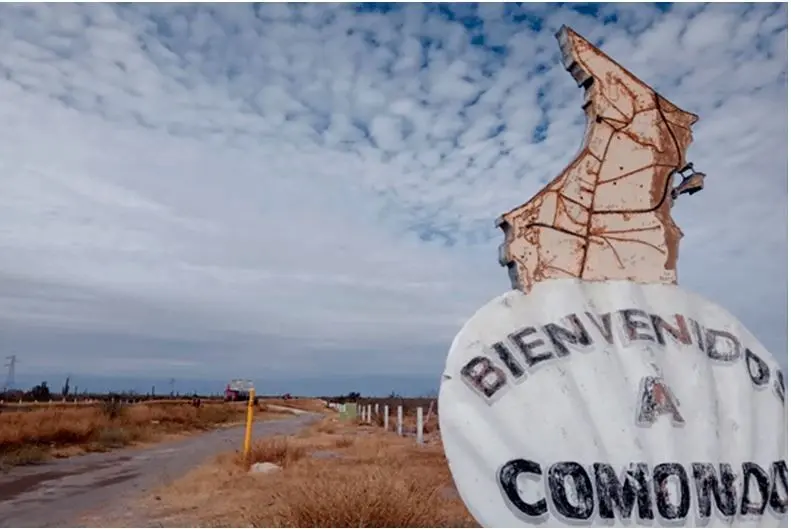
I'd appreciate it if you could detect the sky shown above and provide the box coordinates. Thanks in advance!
[0,3,786,396]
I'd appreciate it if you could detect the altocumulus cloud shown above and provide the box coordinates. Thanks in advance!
[0,3,786,391]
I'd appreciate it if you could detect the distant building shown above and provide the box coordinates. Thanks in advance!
[224,379,254,402]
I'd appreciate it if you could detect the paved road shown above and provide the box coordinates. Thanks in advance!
[0,413,321,527]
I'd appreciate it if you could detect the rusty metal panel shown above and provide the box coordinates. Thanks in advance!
[498,26,705,294]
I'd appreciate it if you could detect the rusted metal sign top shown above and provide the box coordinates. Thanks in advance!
[497,25,706,293]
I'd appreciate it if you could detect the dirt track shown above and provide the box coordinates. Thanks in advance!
[0,413,321,528]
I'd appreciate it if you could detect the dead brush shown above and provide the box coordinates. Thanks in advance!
[0,444,48,469]
[0,407,103,451]
[315,421,337,434]
[134,422,478,528]
[244,436,307,468]
[91,426,139,450]
[398,412,438,435]
[0,401,250,466]
[424,414,438,434]
[333,436,354,448]
[259,462,456,528]
[100,398,126,420]
[373,412,386,428]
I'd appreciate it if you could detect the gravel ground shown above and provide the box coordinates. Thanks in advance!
[0,413,321,528]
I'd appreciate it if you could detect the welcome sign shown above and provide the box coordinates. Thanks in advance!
[438,25,787,529]
[439,279,787,527]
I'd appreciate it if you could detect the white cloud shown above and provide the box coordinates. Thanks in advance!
[0,3,786,389]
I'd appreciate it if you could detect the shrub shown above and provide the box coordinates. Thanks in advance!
[316,421,337,434]
[94,426,135,449]
[100,397,125,420]
[245,436,306,468]
[334,436,354,448]
[263,464,450,528]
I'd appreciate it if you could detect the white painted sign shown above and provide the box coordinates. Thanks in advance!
[228,379,254,392]
[439,279,787,528]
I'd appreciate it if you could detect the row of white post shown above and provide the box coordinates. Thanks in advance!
[358,403,423,445]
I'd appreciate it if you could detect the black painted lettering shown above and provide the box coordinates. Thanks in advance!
[769,460,788,515]
[654,463,691,520]
[774,370,785,404]
[542,314,593,358]
[547,462,594,521]
[740,462,771,516]
[586,312,614,344]
[636,376,685,427]
[491,341,524,379]
[689,319,706,353]
[651,313,692,347]
[692,463,737,519]
[593,462,653,521]
[744,349,771,388]
[508,327,554,370]
[497,459,786,523]
[620,309,656,343]
[460,356,506,400]
[705,328,741,362]
[498,459,548,520]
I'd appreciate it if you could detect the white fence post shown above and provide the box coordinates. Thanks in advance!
[366,404,372,424]
[384,405,389,430]
[374,403,379,416]
[397,405,403,436]
[416,407,424,445]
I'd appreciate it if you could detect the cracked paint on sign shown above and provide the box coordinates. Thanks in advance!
[497,26,702,294]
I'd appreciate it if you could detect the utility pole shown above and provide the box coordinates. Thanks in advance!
[3,355,16,392]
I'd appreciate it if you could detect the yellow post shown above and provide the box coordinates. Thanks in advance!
[242,388,255,465]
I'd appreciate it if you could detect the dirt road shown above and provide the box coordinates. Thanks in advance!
[0,413,321,528]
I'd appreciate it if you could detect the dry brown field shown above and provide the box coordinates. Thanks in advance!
[0,399,297,468]
[107,413,477,528]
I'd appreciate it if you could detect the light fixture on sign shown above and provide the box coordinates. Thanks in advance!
[439,25,787,528]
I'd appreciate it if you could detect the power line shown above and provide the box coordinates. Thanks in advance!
[3,355,16,392]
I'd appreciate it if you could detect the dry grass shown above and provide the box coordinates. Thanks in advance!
[316,420,338,434]
[0,401,289,468]
[265,464,452,528]
[117,416,477,528]
[259,398,330,413]
[244,436,308,468]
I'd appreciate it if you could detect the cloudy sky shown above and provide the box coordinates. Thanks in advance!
[0,3,786,395]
